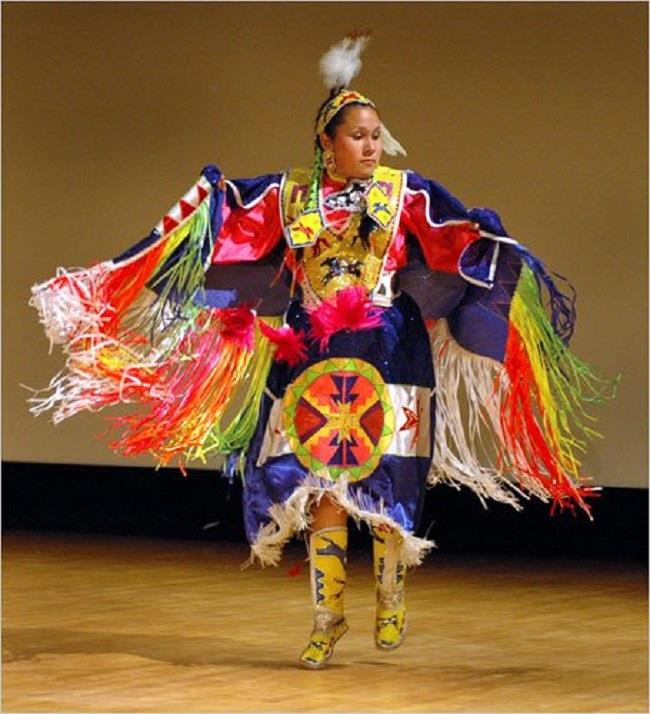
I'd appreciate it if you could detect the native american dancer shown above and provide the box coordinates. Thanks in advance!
[28,35,616,668]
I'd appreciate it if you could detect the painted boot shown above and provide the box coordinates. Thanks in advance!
[372,525,407,650]
[299,526,349,669]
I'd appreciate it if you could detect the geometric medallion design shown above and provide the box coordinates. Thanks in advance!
[282,358,394,482]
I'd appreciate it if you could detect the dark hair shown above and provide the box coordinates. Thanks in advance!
[314,91,378,149]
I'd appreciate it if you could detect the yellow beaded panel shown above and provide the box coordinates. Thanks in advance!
[281,167,404,300]
[301,217,389,299]
[281,168,312,232]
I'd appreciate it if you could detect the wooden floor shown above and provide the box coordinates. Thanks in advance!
[2,531,647,713]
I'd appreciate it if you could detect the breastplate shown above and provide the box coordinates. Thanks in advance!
[281,166,404,302]
[301,216,390,299]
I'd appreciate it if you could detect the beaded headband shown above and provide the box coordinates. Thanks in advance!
[315,89,375,137]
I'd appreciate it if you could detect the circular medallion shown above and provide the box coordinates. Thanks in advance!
[282,358,394,482]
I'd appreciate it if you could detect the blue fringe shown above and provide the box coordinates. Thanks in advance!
[514,244,577,345]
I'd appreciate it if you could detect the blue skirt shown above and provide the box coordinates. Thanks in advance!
[242,292,436,566]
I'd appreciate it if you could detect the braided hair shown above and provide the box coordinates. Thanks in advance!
[305,90,371,213]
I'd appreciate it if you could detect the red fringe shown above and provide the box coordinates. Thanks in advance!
[501,327,592,516]
[102,245,168,335]
[307,286,384,351]
[106,308,254,462]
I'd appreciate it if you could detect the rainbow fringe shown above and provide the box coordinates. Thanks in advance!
[430,262,618,517]
[27,177,283,469]
[188,317,282,463]
[504,265,617,508]
[29,170,616,509]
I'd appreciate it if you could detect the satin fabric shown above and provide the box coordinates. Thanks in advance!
[147,163,520,548]
[242,292,435,544]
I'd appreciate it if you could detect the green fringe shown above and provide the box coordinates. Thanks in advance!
[512,265,620,452]
[121,201,212,344]
[188,317,282,466]
[153,200,211,304]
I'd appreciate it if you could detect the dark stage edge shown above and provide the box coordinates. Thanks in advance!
[2,461,647,563]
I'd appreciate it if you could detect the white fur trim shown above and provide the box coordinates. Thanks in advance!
[244,472,435,569]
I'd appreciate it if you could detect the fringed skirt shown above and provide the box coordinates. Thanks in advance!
[243,292,436,567]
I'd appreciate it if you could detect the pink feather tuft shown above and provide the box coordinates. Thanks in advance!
[219,307,255,350]
[307,286,384,350]
[259,321,309,366]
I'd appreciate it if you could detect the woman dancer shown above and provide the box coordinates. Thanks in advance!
[29,35,615,668]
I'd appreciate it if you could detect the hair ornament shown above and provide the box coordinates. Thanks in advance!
[319,31,371,91]
[316,31,407,157]
[305,31,406,217]
[380,124,407,157]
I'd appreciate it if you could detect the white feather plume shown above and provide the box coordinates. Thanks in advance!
[381,123,407,157]
[319,34,370,90]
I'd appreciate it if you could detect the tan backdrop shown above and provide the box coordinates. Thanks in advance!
[3,2,647,487]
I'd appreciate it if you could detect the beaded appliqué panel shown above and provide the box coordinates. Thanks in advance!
[281,167,404,301]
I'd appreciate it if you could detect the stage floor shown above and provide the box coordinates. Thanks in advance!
[2,531,647,712]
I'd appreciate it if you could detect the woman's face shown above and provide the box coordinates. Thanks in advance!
[320,106,383,180]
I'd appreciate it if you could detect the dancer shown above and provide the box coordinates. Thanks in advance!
[28,35,615,668]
